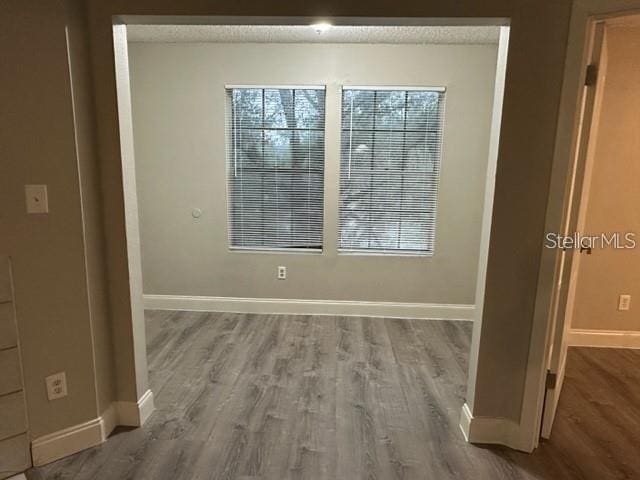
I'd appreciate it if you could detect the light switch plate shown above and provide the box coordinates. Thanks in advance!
[45,372,67,401]
[25,185,49,214]
[618,294,631,311]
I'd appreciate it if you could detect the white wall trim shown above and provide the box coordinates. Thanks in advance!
[138,389,155,425]
[567,328,640,349]
[115,389,155,427]
[459,403,528,451]
[143,294,475,321]
[459,402,473,440]
[31,390,154,466]
[100,403,118,439]
[32,417,104,466]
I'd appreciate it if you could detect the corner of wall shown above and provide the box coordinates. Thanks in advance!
[115,389,155,427]
[112,23,150,405]
[459,402,533,453]
[65,0,117,418]
[31,390,154,467]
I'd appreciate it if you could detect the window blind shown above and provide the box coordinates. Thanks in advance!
[338,87,445,254]
[226,86,326,251]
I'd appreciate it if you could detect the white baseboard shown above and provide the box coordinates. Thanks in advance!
[459,403,530,452]
[31,390,154,466]
[143,294,475,321]
[32,417,104,466]
[459,402,473,439]
[100,403,118,439]
[567,328,640,349]
[116,389,155,427]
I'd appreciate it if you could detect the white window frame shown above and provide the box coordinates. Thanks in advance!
[337,85,447,256]
[224,84,327,253]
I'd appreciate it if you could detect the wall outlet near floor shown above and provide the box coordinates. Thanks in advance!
[277,266,286,280]
[618,294,631,311]
[45,372,68,400]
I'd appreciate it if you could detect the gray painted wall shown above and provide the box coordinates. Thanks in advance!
[129,42,498,305]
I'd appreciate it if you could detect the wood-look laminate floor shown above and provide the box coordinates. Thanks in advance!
[29,311,640,480]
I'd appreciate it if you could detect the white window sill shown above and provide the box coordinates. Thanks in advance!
[229,247,323,255]
[338,249,433,258]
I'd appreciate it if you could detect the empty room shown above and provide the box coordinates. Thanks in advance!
[113,23,502,478]
[5,1,640,480]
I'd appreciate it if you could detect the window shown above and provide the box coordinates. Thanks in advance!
[226,86,326,251]
[338,87,445,254]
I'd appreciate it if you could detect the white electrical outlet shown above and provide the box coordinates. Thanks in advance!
[277,266,286,280]
[45,372,68,400]
[618,294,631,311]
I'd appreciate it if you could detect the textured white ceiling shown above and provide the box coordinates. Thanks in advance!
[127,25,500,45]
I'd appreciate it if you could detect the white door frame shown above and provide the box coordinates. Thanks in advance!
[524,0,640,447]
[540,18,607,438]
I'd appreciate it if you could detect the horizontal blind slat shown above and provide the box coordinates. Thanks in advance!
[226,87,326,250]
[338,87,445,254]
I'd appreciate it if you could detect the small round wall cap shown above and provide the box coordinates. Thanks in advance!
[192,208,202,219]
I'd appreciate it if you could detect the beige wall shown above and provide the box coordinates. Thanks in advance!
[67,0,117,418]
[572,25,640,332]
[128,42,497,305]
[0,0,97,438]
[0,0,113,438]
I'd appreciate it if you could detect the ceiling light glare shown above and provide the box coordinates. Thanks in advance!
[311,22,332,34]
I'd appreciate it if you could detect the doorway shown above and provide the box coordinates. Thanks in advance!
[110,15,511,459]
[541,13,640,457]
